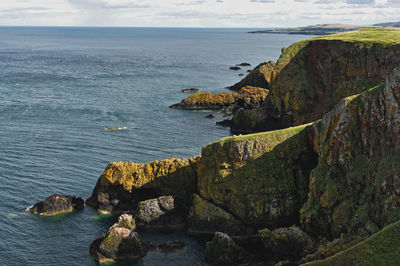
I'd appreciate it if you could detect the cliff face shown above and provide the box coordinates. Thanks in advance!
[231,29,400,132]
[194,124,318,232]
[86,157,199,214]
[300,68,400,239]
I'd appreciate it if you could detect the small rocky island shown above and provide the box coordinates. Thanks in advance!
[29,194,84,216]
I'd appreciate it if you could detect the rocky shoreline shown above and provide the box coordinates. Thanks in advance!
[30,29,400,265]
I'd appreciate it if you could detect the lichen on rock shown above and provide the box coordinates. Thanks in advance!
[86,156,199,214]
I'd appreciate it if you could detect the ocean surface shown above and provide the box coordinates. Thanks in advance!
[0,27,310,265]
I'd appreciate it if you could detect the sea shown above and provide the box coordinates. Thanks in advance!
[0,27,310,265]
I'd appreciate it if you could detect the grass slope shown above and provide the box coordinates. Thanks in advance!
[305,220,400,266]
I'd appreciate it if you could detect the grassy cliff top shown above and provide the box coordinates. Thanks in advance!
[205,123,312,148]
[305,220,400,265]
[316,28,400,46]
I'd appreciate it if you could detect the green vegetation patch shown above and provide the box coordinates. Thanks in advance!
[305,220,400,266]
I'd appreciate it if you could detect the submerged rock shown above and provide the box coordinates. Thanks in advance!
[157,240,185,252]
[181,88,200,93]
[205,114,214,119]
[236,63,251,67]
[29,194,84,216]
[229,66,241,70]
[205,232,252,265]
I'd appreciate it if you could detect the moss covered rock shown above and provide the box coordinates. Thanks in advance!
[187,194,248,235]
[232,29,400,133]
[197,124,318,230]
[205,232,252,265]
[169,86,268,110]
[29,194,84,216]
[86,156,199,214]
[301,67,400,239]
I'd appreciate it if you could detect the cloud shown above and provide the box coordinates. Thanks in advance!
[67,0,149,9]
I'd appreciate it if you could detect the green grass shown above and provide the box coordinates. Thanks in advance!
[207,123,312,147]
[315,28,400,47]
[304,220,400,266]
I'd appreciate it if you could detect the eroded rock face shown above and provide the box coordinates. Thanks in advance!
[86,157,199,214]
[29,194,84,216]
[197,124,317,230]
[205,232,252,266]
[301,67,400,239]
[134,196,184,227]
[188,194,249,235]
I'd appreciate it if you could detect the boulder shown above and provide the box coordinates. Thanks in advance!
[236,63,251,67]
[205,232,252,265]
[29,194,84,216]
[90,214,151,263]
[205,114,215,119]
[134,196,184,227]
[259,226,315,260]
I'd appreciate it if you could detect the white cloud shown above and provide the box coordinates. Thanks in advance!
[0,0,397,27]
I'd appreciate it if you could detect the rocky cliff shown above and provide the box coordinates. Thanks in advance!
[86,157,199,214]
[300,68,400,239]
[231,29,400,133]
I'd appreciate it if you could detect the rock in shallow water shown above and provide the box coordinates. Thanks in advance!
[205,232,251,265]
[29,194,84,216]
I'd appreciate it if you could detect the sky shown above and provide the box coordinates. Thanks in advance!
[0,0,398,28]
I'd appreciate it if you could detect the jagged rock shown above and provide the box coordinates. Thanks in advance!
[157,240,185,252]
[259,226,315,260]
[86,156,199,214]
[197,124,317,230]
[238,73,244,76]
[134,196,184,227]
[216,119,232,127]
[169,86,268,110]
[29,194,84,216]
[229,66,241,70]
[300,67,400,239]
[205,232,252,265]
[111,213,136,231]
[188,194,249,235]
[181,88,200,93]
[205,114,214,119]
[228,61,275,91]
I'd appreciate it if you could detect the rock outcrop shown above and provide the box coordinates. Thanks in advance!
[228,61,275,91]
[300,67,400,239]
[230,29,400,133]
[169,86,268,111]
[86,156,199,214]
[90,214,151,263]
[29,194,84,216]
[205,232,252,265]
[195,124,317,231]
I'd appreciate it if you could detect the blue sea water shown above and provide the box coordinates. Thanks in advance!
[0,27,310,265]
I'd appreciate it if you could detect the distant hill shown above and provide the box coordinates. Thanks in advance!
[250,22,400,35]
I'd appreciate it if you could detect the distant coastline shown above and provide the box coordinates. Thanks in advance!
[249,22,400,35]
